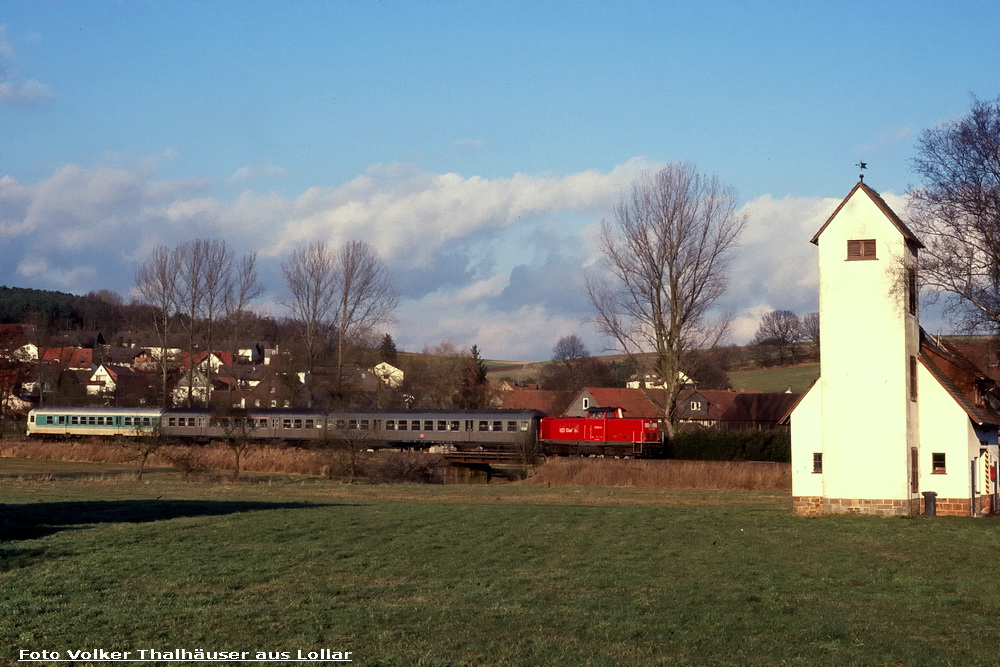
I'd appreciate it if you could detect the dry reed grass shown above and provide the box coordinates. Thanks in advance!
[0,438,445,483]
[524,457,790,491]
[1,439,790,490]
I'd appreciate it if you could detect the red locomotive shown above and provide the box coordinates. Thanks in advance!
[539,406,661,457]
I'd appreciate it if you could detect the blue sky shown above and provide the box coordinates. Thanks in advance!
[2,1,999,360]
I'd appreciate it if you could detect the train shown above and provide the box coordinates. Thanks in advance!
[26,405,663,459]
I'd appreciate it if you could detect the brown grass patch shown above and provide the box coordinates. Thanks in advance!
[0,438,447,483]
[524,457,790,491]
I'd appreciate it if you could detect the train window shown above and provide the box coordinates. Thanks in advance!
[466,420,473,431]
[88,416,96,425]
[450,420,460,431]
[492,421,502,432]
[282,419,292,429]
[372,420,381,430]
[58,416,65,424]
[294,419,303,429]
[348,420,358,430]
[478,421,488,431]
[45,415,53,424]
[520,421,529,431]
[398,420,407,431]
[438,420,447,431]
[359,420,370,430]
[411,420,420,430]
[97,416,105,425]
[335,419,347,430]
[423,420,434,431]
[305,419,314,429]
[386,419,395,430]
[72,416,79,425]
[506,421,517,432]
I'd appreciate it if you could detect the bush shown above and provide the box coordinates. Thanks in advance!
[666,428,790,462]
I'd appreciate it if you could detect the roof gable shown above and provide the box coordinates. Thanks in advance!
[810,181,923,249]
[920,332,1000,426]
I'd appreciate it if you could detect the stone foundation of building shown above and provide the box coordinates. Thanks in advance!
[793,496,917,516]
[793,495,992,517]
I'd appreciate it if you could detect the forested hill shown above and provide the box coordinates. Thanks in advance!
[0,285,79,324]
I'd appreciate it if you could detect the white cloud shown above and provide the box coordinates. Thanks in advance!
[4,155,893,359]
[0,32,55,107]
[226,162,290,184]
[0,78,54,106]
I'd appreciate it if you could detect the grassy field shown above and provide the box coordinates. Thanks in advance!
[729,363,820,394]
[3,462,1000,666]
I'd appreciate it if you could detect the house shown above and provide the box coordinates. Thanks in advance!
[87,364,158,406]
[372,362,404,389]
[626,369,694,389]
[566,387,797,431]
[40,347,93,370]
[789,179,1000,517]
[564,387,669,420]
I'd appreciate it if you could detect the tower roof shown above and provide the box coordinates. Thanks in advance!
[809,180,924,248]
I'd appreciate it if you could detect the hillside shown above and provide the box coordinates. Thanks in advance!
[728,363,819,394]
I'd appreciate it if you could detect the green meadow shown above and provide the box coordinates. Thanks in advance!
[3,464,1000,666]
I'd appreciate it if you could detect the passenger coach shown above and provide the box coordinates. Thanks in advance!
[27,406,162,438]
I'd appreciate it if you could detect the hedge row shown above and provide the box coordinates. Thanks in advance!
[665,428,790,462]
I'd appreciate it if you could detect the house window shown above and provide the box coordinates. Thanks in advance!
[582,398,590,410]
[812,453,823,474]
[690,401,703,411]
[847,239,877,260]
[932,453,946,474]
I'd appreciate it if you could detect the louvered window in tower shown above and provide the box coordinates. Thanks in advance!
[847,239,877,260]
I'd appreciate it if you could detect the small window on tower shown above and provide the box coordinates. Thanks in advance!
[847,239,877,260]
[812,453,823,474]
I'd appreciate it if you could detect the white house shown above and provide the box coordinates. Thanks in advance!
[790,179,1000,517]
[372,362,404,388]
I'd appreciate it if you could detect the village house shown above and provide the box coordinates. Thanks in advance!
[789,179,1000,517]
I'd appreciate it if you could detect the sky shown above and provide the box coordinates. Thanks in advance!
[2,1,999,360]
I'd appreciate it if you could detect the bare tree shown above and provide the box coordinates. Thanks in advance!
[802,311,820,346]
[552,334,589,363]
[910,95,1000,333]
[751,310,804,365]
[586,163,747,437]
[134,245,179,406]
[221,252,264,404]
[334,240,398,390]
[281,241,340,406]
[214,407,256,482]
[282,240,398,403]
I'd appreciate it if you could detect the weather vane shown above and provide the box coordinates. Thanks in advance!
[856,160,868,182]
